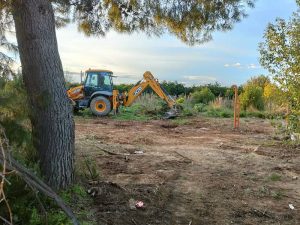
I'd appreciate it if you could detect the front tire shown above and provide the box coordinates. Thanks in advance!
[90,96,111,116]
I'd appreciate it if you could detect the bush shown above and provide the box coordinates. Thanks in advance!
[240,84,264,111]
[193,103,207,112]
[191,87,215,105]
[134,94,168,115]
[205,107,234,118]
[0,76,94,225]
[176,97,185,104]
[112,94,168,121]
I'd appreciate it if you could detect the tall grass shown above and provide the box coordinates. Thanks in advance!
[177,95,284,119]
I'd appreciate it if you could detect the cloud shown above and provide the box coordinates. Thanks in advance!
[224,63,260,69]
[224,62,242,68]
[247,63,261,69]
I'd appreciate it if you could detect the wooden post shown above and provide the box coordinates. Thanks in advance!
[113,90,119,115]
[232,85,240,129]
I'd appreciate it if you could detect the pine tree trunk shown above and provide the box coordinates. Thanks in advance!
[12,0,74,189]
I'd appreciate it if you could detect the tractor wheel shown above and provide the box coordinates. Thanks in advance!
[90,96,111,116]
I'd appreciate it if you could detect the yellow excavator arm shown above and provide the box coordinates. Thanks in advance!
[122,71,176,108]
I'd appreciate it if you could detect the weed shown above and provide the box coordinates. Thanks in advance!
[271,190,283,200]
[257,186,270,197]
[256,186,284,200]
[268,173,282,182]
[171,119,191,126]
[179,97,198,116]
[83,156,100,180]
[244,188,252,195]
[112,105,151,121]
[193,103,207,112]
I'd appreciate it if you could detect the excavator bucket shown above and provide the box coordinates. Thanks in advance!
[163,108,179,119]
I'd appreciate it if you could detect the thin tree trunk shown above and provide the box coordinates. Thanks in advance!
[12,0,74,189]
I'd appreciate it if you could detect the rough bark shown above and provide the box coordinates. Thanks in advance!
[12,0,74,189]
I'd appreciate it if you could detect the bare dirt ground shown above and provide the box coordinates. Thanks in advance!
[75,116,300,225]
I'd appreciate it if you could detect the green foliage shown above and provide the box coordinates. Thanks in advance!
[112,94,167,121]
[204,107,234,118]
[268,173,282,182]
[0,77,93,225]
[263,82,285,111]
[83,156,100,180]
[193,103,207,113]
[171,119,190,126]
[289,113,300,133]
[134,94,169,115]
[112,104,151,121]
[239,75,272,111]
[1,172,93,225]
[246,75,270,89]
[178,97,198,116]
[176,97,185,104]
[191,87,215,105]
[114,83,134,93]
[206,83,228,97]
[0,76,35,161]
[259,8,300,132]
[62,0,255,45]
[2,175,71,225]
[225,85,243,98]
[161,81,185,96]
[114,81,232,99]
[240,84,265,111]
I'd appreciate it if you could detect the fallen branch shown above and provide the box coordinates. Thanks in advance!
[96,146,120,155]
[0,129,80,225]
[173,151,193,163]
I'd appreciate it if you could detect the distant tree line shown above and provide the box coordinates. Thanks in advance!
[114,81,243,98]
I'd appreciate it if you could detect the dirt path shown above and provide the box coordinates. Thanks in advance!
[75,117,300,225]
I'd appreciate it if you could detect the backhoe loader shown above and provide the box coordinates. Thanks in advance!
[67,69,177,117]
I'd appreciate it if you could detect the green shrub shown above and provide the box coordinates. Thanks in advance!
[288,113,300,133]
[0,76,94,225]
[240,84,264,111]
[112,94,168,121]
[191,87,215,105]
[176,97,185,104]
[178,97,198,116]
[193,103,207,112]
[136,94,168,115]
[205,107,234,118]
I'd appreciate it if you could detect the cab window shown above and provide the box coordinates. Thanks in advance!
[85,73,98,87]
[104,75,111,86]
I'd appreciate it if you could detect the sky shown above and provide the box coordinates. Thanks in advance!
[56,0,297,86]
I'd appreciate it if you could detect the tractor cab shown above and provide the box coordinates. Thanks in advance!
[83,69,114,97]
[67,69,115,116]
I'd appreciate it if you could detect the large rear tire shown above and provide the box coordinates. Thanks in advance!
[90,96,111,116]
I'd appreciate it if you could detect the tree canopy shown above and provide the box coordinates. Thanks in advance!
[0,0,255,79]
[54,0,255,45]
[259,4,300,132]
